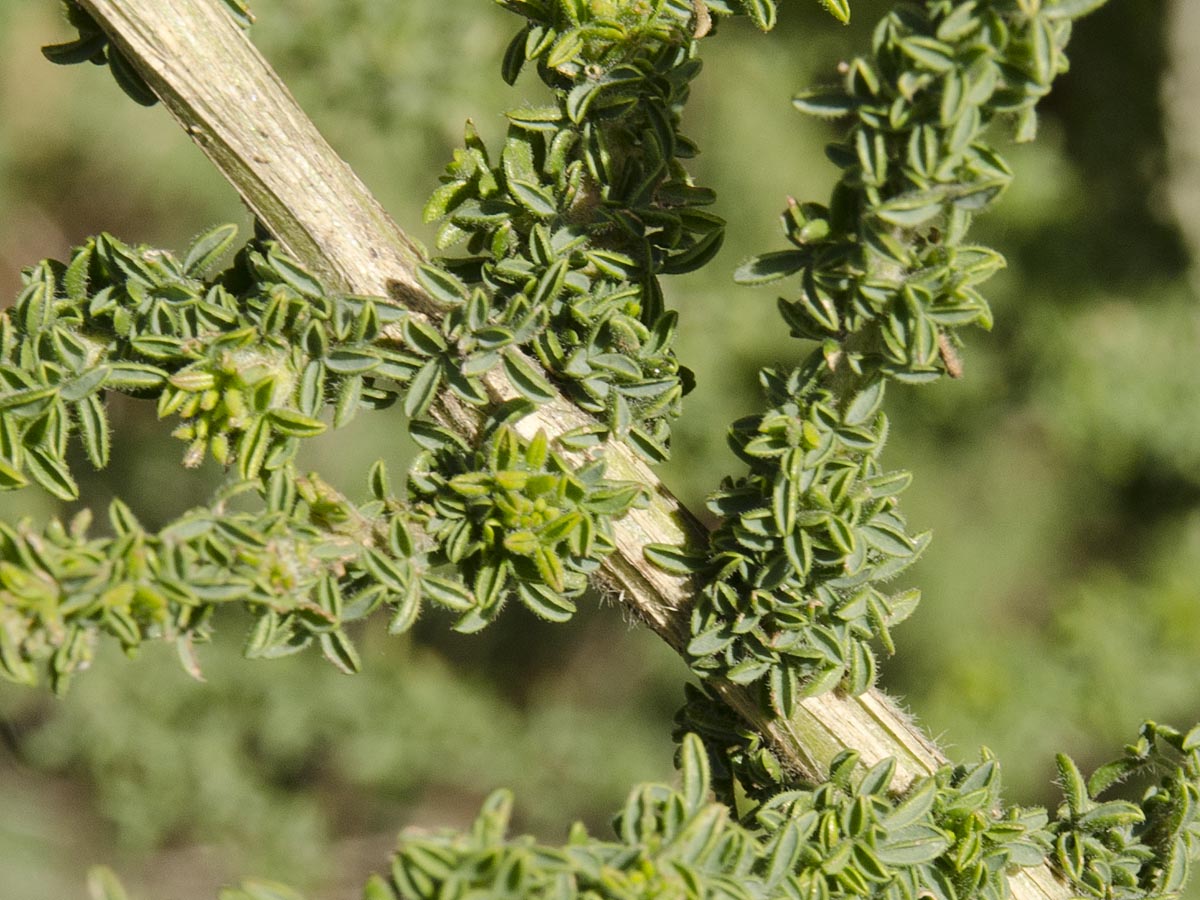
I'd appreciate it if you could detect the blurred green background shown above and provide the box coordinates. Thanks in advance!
[1,0,1198,897]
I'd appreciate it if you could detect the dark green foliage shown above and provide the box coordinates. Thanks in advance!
[0,230,422,492]
[739,0,1098,385]
[424,0,720,460]
[666,368,926,710]
[641,0,1118,712]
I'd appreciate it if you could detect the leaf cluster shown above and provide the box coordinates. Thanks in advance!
[0,469,380,694]
[1050,722,1200,900]
[423,0,719,462]
[408,423,647,631]
[0,228,415,497]
[342,732,1058,900]
[653,368,926,711]
[737,0,1103,385]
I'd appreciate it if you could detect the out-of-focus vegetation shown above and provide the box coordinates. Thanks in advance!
[0,1,1197,898]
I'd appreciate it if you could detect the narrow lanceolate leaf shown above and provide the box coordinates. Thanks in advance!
[733,250,809,285]
[404,358,443,419]
[679,733,710,814]
[508,179,557,217]
[184,223,239,275]
[644,544,708,575]
[502,351,556,404]
[793,89,858,118]
[25,448,79,500]
[267,408,327,438]
[1044,0,1109,19]
[416,264,468,307]
[319,630,361,675]
[819,0,851,25]
[740,0,778,31]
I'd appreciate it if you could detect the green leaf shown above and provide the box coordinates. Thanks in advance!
[184,223,238,276]
[1056,753,1088,815]
[269,252,324,298]
[388,581,422,635]
[506,105,562,131]
[106,48,159,105]
[267,408,327,438]
[740,0,778,30]
[875,190,945,227]
[733,250,809,285]
[219,880,307,900]
[319,630,361,675]
[0,457,28,491]
[508,179,557,217]
[876,825,950,865]
[644,544,708,575]
[679,733,711,814]
[517,581,575,622]
[25,447,78,500]
[76,395,111,469]
[42,33,108,66]
[899,36,956,73]
[818,0,850,25]
[1044,0,1109,19]
[503,531,540,557]
[662,227,725,275]
[793,89,858,118]
[500,26,528,85]
[404,359,443,420]
[533,545,566,592]
[416,265,468,307]
[502,351,557,404]
[421,575,474,612]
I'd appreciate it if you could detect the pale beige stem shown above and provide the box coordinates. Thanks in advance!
[72,4,1072,899]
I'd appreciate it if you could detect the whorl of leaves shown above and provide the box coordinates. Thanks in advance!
[736,0,1105,385]
[407,423,647,632]
[43,0,254,106]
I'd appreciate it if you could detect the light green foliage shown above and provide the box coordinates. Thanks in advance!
[0,467,387,692]
[1,229,416,493]
[680,686,1200,900]
[3,0,1199,899]
[1049,723,1200,900]
[191,728,1193,900]
[410,423,646,628]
